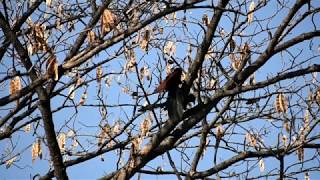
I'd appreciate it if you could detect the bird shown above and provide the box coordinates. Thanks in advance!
[154,68,183,93]
[154,68,185,121]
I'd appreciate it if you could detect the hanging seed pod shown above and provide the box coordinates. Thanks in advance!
[101,9,115,35]
[125,49,136,73]
[201,138,210,160]
[87,30,96,45]
[202,14,209,26]
[216,124,224,140]
[9,76,22,106]
[220,29,226,37]
[46,0,52,7]
[275,93,288,113]
[229,38,236,52]
[140,113,152,137]
[166,64,172,75]
[231,59,242,72]
[131,137,142,154]
[158,27,164,34]
[96,65,103,83]
[282,135,288,146]
[259,159,265,172]
[79,91,87,106]
[32,24,48,52]
[208,78,217,89]
[140,29,150,51]
[5,156,17,169]
[304,109,310,131]
[10,76,21,95]
[58,133,66,152]
[68,85,75,99]
[246,133,257,148]
[283,121,290,133]
[27,43,34,55]
[240,43,251,68]
[105,76,112,88]
[24,124,31,133]
[297,147,304,162]
[139,66,151,81]
[311,72,317,84]
[164,41,176,57]
[316,87,320,105]
[71,138,78,149]
[46,55,59,81]
[67,130,75,138]
[31,139,42,163]
[242,43,251,58]
[248,1,255,24]
[305,172,310,180]
[98,124,111,146]
[113,121,121,135]
[249,73,256,85]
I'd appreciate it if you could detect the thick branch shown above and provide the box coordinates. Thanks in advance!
[0,13,68,180]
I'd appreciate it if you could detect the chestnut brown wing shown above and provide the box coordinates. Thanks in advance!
[155,68,182,93]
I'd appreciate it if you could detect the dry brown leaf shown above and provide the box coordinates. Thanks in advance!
[275,93,288,113]
[32,24,48,52]
[101,9,115,35]
[32,139,42,163]
[87,30,96,45]
[46,55,59,81]
[96,65,103,83]
[125,49,136,73]
[58,133,66,152]
[216,124,224,140]
[304,109,310,131]
[202,14,209,26]
[131,137,142,154]
[229,38,236,52]
[10,76,21,106]
[241,43,251,60]
[140,113,152,137]
[297,146,304,162]
[231,59,242,72]
[246,133,257,148]
[113,121,121,135]
[283,121,290,133]
[98,124,111,146]
[10,76,21,96]
[316,87,320,105]
[140,29,151,51]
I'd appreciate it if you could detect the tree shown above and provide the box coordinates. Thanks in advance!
[0,0,320,179]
